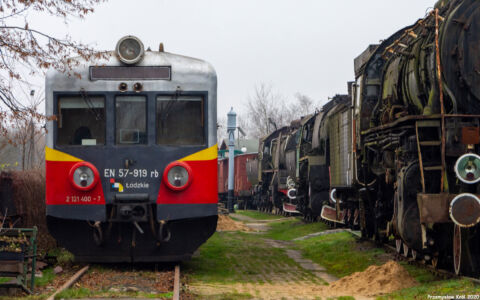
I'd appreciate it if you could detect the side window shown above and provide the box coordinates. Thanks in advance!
[57,95,105,146]
[116,95,147,145]
[156,96,204,145]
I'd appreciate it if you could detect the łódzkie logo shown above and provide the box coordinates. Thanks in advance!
[110,178,124,192]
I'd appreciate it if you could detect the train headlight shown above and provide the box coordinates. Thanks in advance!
[115,35,144,65]
[449,193,480,227]
[69,162,100,191]
[163,162,192,191]
[454,153,480,184]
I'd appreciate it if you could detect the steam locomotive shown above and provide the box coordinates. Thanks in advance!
[45,36,218,262]
[248,0,480,276]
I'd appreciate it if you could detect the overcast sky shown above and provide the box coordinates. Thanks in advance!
[27,0,434,118]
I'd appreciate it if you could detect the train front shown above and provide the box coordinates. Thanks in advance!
[45,36,218,262]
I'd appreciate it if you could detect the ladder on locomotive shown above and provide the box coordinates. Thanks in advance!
[415,120,443,193]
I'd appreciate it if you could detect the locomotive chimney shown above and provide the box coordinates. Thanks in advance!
[347,81,354,99]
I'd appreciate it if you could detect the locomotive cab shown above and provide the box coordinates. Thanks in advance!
[45,36,218,262]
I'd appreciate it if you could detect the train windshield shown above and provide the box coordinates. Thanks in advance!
[57,95,106,146]
[156,96,204,145]
[116,95,147,145]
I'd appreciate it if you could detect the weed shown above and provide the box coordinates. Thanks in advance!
[54,288,173,299]
[56,248,74,266]
[235,210,281,220]
[35,267,56,287]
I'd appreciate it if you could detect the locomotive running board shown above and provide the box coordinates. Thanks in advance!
[283,203,299,214]
[321,205,345,224]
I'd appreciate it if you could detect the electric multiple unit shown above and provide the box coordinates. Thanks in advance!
[45,36,218,262]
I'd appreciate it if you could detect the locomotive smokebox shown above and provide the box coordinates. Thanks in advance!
[441,0,480,114]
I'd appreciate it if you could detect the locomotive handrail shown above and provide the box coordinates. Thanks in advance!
[361,114,480,136]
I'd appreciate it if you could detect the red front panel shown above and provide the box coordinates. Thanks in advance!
[157,158,218,204]
[46,160,105,205]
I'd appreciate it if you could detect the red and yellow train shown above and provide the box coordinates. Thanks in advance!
[45,36,218,262]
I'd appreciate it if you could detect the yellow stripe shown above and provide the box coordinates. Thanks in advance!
[45,147,83,162]
[178,144,218,162]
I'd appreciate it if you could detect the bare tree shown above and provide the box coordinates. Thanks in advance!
[287,93,318,121]
[0,0,106,134]
[244,83,291,138]
[216,115,227,146]
[1,90,46,170]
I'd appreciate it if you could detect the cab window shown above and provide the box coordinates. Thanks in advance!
[116,95,147,145]
[57,95,105,146]
[156,96,204,145]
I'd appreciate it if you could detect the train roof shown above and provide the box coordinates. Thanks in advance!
[45,50,217,92]
[300,114,316,126]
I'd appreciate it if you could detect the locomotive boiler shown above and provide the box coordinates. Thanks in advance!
[45,36,218,262]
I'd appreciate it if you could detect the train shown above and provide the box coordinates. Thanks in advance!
[242,0,480,276]
[218,153,257,209]
[45,36,218,262]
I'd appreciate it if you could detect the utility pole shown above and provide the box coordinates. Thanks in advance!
[227,108,236,213]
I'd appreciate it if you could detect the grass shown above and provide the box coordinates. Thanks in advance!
[47,248,74,266]
[377,279,480,299]
[234,210,281,220]
[399,262,437,284]
[184,231,305,284]
[54,288,173,299]
[295,231,386,278]
[55,287,93,299]
[0,277,10,284]
[262,217,330,241]
[35,267,56,287]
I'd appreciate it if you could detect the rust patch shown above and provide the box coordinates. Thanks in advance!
[417,193,452,223]
[461,127,480,144]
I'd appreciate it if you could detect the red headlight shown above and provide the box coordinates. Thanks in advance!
[69,162,100,191]
[163,161,192,191]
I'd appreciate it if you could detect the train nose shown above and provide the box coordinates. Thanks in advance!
[449,193,480,228]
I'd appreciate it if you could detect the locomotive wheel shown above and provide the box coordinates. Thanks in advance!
[453,224,479,276]
[403,243,409,258]
[395,239,402,254]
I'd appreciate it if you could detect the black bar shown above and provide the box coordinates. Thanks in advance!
[227,189,234,213]
[90,66,171,80]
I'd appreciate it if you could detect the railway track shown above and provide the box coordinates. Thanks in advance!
[45,263,182,299]
[173,264,180,300]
